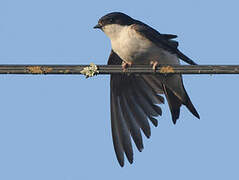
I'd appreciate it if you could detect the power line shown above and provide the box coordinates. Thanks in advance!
[0,64,239,76]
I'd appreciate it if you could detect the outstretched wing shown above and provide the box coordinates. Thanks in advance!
[132,21,197,65]
[108,50,164,167]
[108,49,199,166]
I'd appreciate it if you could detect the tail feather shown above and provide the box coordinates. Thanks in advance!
[182,85,200,119]
[162,84,182,124]
[162,81,200,124]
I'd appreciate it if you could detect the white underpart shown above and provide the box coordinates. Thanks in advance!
[102,24,180,65]
[102,24,185,96]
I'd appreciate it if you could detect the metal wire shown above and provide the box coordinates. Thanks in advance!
[0,64,239,75]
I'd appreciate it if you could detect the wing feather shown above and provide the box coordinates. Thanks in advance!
[132,21,198,65]
[108,50,163,166]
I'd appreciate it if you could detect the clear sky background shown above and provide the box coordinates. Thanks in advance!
[0,0,239,179]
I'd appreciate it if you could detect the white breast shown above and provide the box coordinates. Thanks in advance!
[103,24,179,65]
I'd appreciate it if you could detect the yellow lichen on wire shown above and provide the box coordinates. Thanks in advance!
[26,66,43,74]
[42,67,53,73]
[64,70,70,74]
[159,66,174,73]
[80,63,99,78]
[26,66,53,74]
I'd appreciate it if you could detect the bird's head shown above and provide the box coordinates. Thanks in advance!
[94,12,134,39]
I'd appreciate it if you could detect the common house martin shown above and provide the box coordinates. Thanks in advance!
[94,12,200,167]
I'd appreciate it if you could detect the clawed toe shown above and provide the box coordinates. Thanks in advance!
[150,60,159,71]
[122,61,132,71]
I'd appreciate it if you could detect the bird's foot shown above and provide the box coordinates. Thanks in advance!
[150,60,159,71]
[122,61,132,72]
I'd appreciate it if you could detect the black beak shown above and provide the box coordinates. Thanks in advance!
[93,24,102,29]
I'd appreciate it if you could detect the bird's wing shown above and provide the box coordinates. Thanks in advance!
[131,21,197,65]
[108,50,164,167]
[161,34,178,40]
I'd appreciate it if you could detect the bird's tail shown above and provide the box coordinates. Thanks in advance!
[142,74,200,124]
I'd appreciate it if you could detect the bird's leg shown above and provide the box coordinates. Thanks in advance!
[121,61,132,71]
[150,60,159,71]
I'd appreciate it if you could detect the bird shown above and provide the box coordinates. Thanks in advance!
[94,12,200,167]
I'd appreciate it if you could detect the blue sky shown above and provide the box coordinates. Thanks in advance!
[0,0,239,179]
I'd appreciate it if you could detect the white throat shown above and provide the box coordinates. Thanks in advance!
[102,24,126,40]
